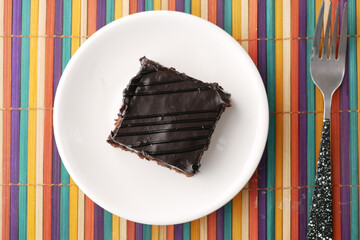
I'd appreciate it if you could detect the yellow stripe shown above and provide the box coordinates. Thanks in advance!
[314,0,323,160]
[282,0,291,239]
[199,216,207,240]
[232,192,242,239]
[71,0,81,56]
[154,0,161,10]
[115,0,122,19]
[0,0,4,237]
[200,0,208,20]
[240,0,248,51]
[122,0,129,16]
[35,0,46,238]
[152,225,159,240]
[28,0,39,238]
[232,0,241,41]
[69,1,81,239]
[119,218,127,240]
[274,0,283,239]
[191,0,201,17]
[159,225,167,240]
[191,220,200,240]
[112,215,120,240]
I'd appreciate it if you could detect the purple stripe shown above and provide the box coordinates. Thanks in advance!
[94,204,104,240]
[10,0,21,239]
[138,0,145,12]
[174,224,183,240]
[97,0,106,29]
[217,0,224,28]
[135,223,143,240]
[257,1,267,239]
[176,0,184,12]
[339,1,350,239]
[298,1,308,239]
[52,0,63,239]
[216,207,224,240]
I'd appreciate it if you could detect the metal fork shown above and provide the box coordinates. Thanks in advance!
[307,1,348,239]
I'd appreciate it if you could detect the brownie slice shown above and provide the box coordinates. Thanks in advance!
[107,57,231,176]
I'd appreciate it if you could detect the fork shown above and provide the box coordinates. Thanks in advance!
[307,1,348,239]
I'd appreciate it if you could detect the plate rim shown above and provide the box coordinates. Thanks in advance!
[53,10,269,225]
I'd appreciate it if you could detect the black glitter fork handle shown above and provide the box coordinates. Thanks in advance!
[307,119,333,240]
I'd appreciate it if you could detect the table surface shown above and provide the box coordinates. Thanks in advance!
[1,0,359,239]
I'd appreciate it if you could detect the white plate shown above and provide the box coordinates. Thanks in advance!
[53,11,268,225]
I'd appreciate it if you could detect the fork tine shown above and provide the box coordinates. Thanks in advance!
[338,2,348,61]
[322,2,332,58]
[312,1,325,58]
[330,4,339,59]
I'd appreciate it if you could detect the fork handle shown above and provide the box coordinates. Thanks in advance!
[307,119,333,240]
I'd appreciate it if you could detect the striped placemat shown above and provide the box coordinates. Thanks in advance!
[1,0,359,239]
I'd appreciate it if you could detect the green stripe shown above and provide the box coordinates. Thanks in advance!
[306,0,315,221]
[266,0,275,240]
[61,0,72,239]
[224,0,232,34]
[183,222,190,240]
[143,224,151,240]
[348,1,359,239]
[184,0,191,13]
[19,0,30,238]
[106,0,115,24]
[104,211,112,240]
[224,201,232,240]
[145,0,153,11]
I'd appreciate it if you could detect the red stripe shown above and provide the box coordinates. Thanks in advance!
[127,221,135,240]
[207,211,216,240]
[290,0,299,239]
[84,196,94,240]
[3,0,12,239]
[43,0,55,238]
[208,0,217,24]
[129,0,137,14]
[167,225,174,240]
[87,0,97,35]
[168,0,176,11]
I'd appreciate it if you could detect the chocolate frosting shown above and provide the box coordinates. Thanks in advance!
[108,57,231,176]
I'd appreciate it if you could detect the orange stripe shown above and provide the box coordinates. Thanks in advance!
[207,212,216,240]
[168,0,175,11]
[166,225,174,240]
[208,0,216,24]
[329,1,341,239]
[43,0,55,238]
[248,1,258,239]
[84,196,94,240]
[129,0,137,14]
[87,0,97,35]
[290,0,299,239]
[2,0,12,239]
[127,221,135,240]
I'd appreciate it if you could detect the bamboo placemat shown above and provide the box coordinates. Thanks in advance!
[1,0,360,239]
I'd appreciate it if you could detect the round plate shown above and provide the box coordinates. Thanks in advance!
[53,11,268,225]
